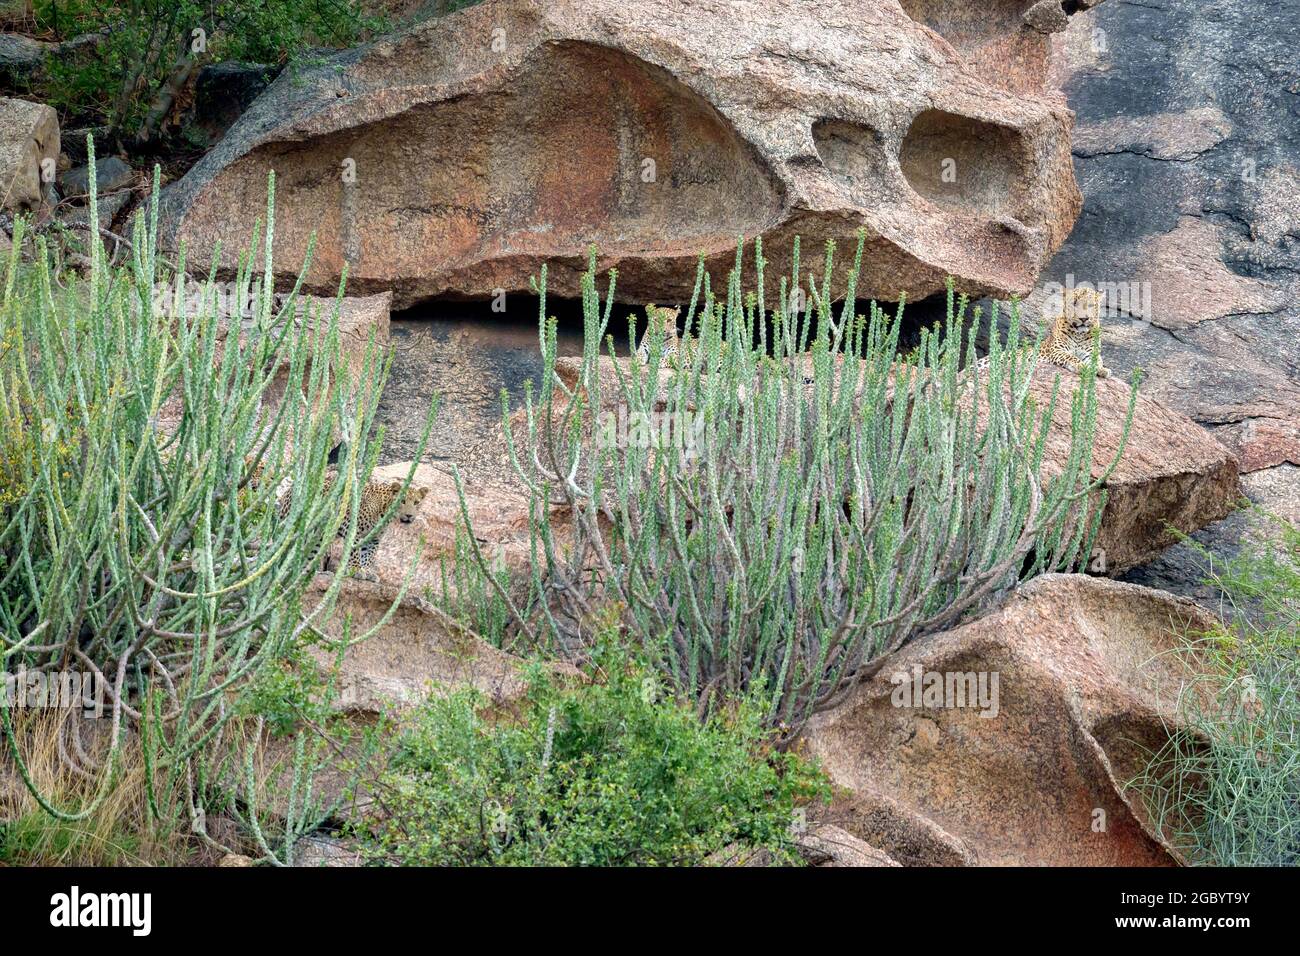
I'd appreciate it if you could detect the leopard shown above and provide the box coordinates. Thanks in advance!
[930,287,1112,392]
[1037,287,1111,378]
[336,478,428,577]
[278,473,428,579]
[635,304,682,366]
[633,302,819,397]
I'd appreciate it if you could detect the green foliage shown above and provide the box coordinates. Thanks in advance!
[481,237,1136,743]
[363,638,828,866]
[1132,511,1300,866]
[28,0,388,144]
[236,639,339,739]
[0,146,433,864]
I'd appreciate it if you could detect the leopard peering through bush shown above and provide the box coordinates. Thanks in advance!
[458,234,1136,745]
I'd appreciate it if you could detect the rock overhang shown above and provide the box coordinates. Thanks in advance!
[157,0,1098,309]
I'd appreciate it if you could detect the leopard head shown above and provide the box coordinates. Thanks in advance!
[645,303,680,336]
[647,304,681,327]
[397,484,428,523]
[377,482,428,524]
[1062,287,1104,332]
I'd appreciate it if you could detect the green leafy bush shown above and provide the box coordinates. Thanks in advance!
[478,238,1135,743]
[26,0,388,146]
[1133,511,1300,866]
[364,637,828,866]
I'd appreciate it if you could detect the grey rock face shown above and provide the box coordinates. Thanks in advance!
[1037,0,1300,599]
[0,96,58,213]
[0,29,110,89]
[62,155,134,198]
[0,33,54,86]
[191,61,277,145]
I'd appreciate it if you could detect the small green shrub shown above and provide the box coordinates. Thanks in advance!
[363,638,829,866]
[1132,511,1300,866]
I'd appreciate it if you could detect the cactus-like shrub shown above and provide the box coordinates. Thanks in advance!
[482,238,1136,743]
[1131,512,1300,866]
[0,144,431,862]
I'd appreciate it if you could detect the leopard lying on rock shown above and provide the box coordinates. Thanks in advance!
[959,287,1112,384]
[1037,287,1111,378]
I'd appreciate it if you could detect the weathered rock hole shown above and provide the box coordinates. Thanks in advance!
[899,109,1031,219]
[895,0,1041,50]
[812,118,893,207]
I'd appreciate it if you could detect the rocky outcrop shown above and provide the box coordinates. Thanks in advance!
[0,34,54,88]
[802,573,1220,866]
[1052,1,1300,471]
[0,96,57,212]
[300,291,394,403]
[367,459,584,602]
[362,0,448,23]
[158,0,1097,310]
[712,823,901,867]
[61,155,133,198]
[1030,0,1300,598]
[372,313,566,476]
[302,574,573,716]
[0,30,109,90]
[896,0,1078,94]
[794,825,901,868]
[56,155,135,234]
[1021,365,1240,574]
[190,62,277,146]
